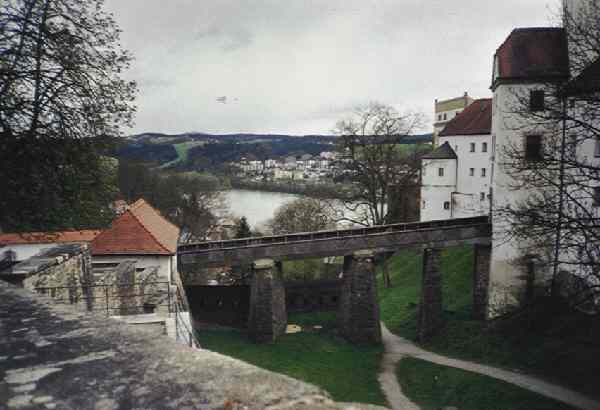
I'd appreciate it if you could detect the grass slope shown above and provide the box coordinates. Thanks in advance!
[377,246,474,340]
[378,246,600,399]
[397,357,576,410]
[200,312,387,407]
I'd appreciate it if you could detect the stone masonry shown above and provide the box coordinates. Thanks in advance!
[473,244,492,320]
[247,259,287,343]
[0,280,386,410]
[338,250,382,345]
[11,244,94,310]
[417,248,444,342]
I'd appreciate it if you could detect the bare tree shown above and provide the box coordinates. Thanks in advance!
[496,1,600,312]
[269,197,333,235]
[333,102,427,227]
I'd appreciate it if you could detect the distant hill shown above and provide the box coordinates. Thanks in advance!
[116,132,433,168]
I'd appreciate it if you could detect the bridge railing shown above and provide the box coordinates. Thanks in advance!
[178,216,489,254]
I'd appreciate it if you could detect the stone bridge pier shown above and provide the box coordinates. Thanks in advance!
[247,259,287,343]
[338,250,382,345]
[417,244,492,342]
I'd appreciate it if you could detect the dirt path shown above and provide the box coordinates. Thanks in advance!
[379,323,600,410]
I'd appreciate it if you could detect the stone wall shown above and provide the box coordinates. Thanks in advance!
[8,244,94,310]
[285,279,341,313]
[1,245,169,316]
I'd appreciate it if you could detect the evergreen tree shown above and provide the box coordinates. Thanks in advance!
[234,216,252,239]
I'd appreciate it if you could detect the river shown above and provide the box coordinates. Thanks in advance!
[223,189,303,229]
[223,189,377,231]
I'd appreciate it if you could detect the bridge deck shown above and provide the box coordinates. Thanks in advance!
[178,216,491,268]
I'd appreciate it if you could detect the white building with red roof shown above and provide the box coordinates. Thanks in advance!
[91,199,180,283]
[421,98,493,221]
[487,0,600,315]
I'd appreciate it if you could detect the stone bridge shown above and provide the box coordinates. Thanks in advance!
[178,216,492,345]
[178,216,491,268]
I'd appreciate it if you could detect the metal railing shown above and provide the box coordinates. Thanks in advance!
[34,281,171,316]
[173,285,201,348]
[178,215,490,254]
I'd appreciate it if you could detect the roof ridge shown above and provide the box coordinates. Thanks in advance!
[128,208,173,254]
[495,27,564,56]
[130,198,180,233]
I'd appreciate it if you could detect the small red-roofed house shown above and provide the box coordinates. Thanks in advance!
[91,199,180,283]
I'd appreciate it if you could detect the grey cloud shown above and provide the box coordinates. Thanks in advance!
[105,0,556,135]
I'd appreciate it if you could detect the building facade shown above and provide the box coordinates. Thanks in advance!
[433,92,474,144]
[421,99,493,221]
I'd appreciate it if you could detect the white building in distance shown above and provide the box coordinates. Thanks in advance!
[421,98,493,221]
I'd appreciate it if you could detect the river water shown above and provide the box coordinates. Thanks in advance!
[223,189,303,229]
[222,189,376,231]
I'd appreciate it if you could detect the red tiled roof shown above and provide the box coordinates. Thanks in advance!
[493,28,569,88]
[91,199,180,255]
[439,99,492,137]
[0,230,101,246]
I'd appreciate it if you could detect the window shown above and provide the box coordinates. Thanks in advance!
[482,142,488,153]
[438,168,444,177]
[470,142,475,152]
[438,114,442,121]
[595,137,600,158]
[422,200,427,209]
[443,113,447,120]
[525,135,543,161]
[469,168,475,176]
[594,187,600,207]
[443,201,450,210]
[530,90,545,112]
[480,192,486,201]
[481,168,487,177]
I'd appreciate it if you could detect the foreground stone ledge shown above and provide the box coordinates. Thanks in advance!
[0,281,387,410]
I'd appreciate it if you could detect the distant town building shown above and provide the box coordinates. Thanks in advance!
[421,99,493,221]
[91,199,180,283]
[433,92,474,145]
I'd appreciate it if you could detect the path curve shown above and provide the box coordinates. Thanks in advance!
[378,327,420,410]
[380,323,600,410]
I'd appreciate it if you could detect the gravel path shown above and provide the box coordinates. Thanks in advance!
[378,323,600,410]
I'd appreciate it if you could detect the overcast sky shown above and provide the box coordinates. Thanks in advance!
[105,0,557,136]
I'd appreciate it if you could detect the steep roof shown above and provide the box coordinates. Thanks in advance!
[0,230,101,246]
[492,28,569,89]
[439,99,492,137]
[91,199,180,255]
[421,142,457,160]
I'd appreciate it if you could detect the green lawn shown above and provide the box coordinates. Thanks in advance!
[396,357,576,410]
[199,312,387,407]
[378,246,600,400]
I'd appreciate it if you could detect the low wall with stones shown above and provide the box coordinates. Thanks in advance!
[1,245,169,316]
[1,280,387,410]
[4,244,94,310]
